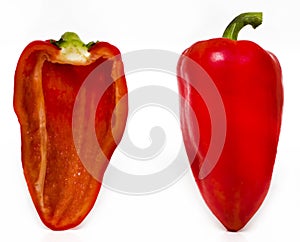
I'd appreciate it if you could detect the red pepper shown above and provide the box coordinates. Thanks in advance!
[177,12,283,231]
[14,32,128,230]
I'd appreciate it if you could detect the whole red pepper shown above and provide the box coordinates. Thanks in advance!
[177,12,283,231]
[14,32,128,230]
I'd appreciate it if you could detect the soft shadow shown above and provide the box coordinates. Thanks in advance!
[42,230,82,242]
[218,231,249,242]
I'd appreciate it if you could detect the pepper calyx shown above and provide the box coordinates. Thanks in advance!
[50,32,98,63]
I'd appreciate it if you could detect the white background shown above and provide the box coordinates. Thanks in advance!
[1,0,299,241]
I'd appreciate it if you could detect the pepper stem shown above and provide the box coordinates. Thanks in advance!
[222,12,262,40]
[49,32,99,63]
[50,32,97,50]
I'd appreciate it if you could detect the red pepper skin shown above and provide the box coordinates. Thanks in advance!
[14,33,128,230]
[177,13,283,231]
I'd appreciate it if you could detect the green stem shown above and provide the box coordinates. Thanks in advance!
[222,12,263,40]
[50,32,97,50]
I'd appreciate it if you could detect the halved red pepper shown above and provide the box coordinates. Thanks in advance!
[177,13,283,231]
[14,32,128,230]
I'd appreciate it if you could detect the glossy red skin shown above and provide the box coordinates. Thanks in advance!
[177,38,283,231]
[14,40,128,230]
